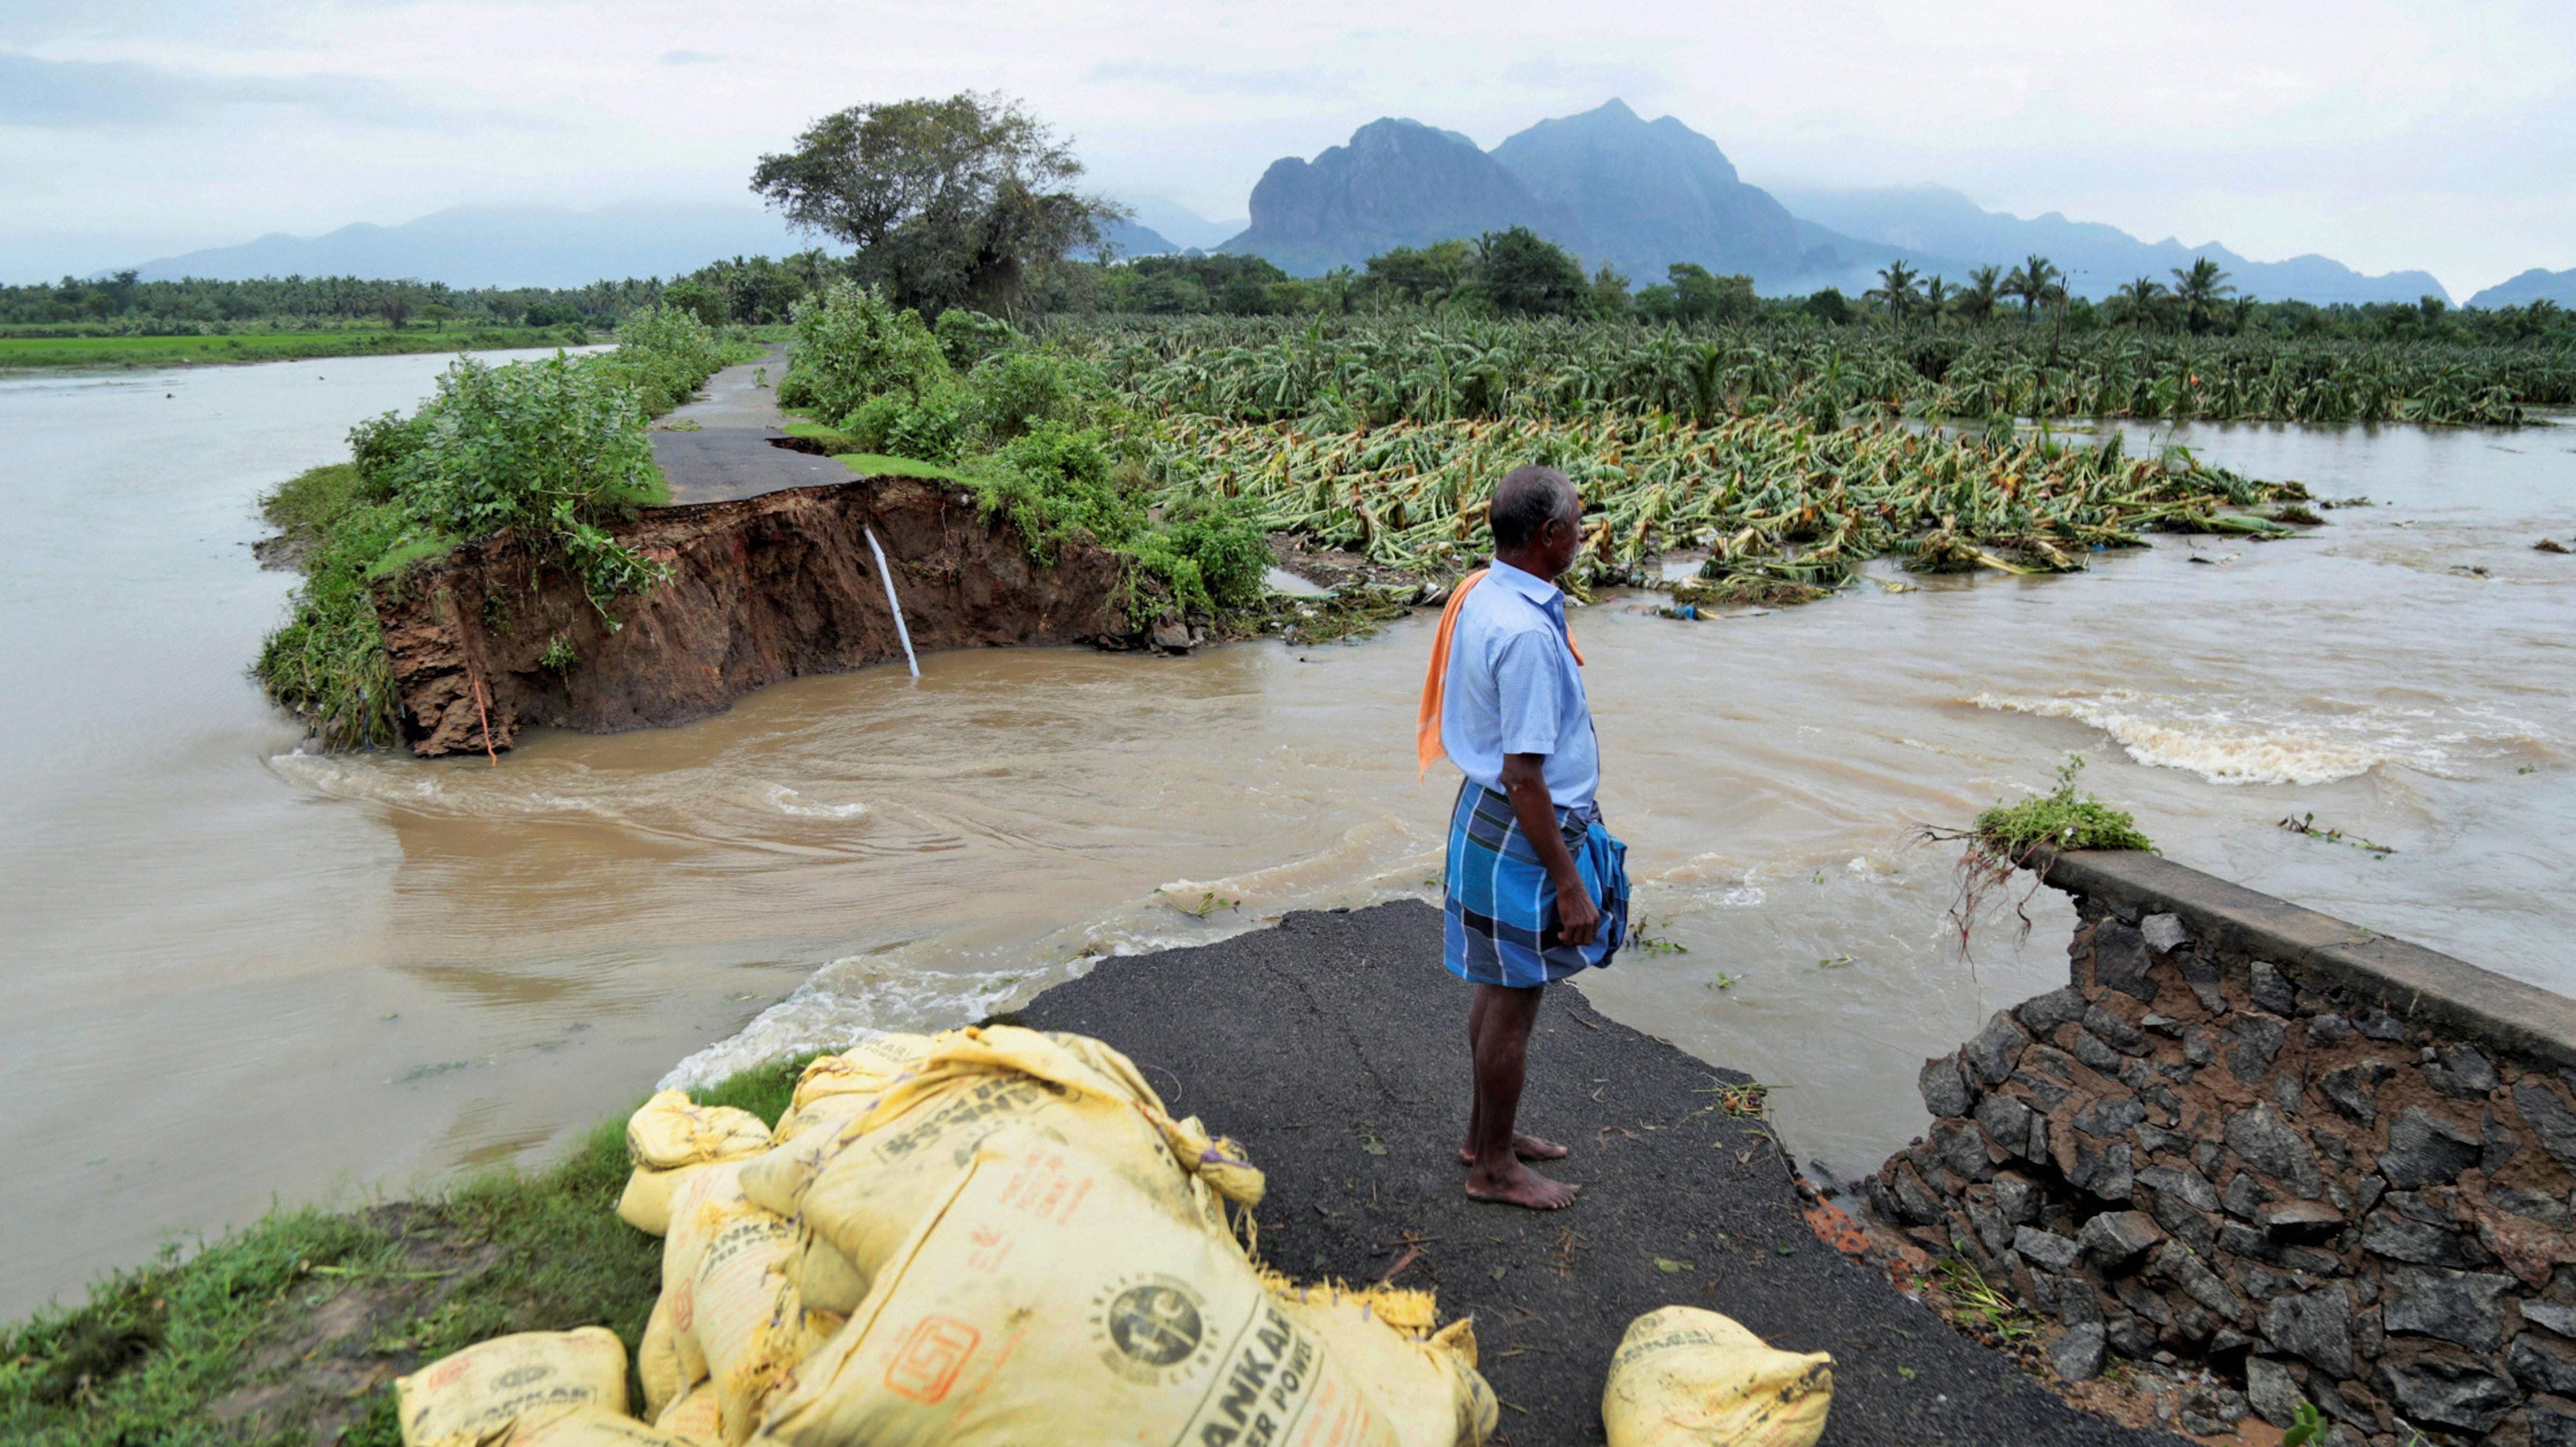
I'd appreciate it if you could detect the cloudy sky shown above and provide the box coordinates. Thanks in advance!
[4,0,2569,296]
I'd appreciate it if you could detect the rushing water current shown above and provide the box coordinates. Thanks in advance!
[3,354,2571,1316]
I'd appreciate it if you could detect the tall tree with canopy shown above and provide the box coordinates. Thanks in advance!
[2003,254,2066,320]
[2170,257,2237,334]
[749,92,1122,317]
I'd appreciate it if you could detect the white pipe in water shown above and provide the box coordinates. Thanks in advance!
[863,525,919,679]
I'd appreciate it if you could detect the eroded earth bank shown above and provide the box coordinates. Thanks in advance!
[378,475,1145,756]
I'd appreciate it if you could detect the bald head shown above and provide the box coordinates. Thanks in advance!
[1489,465,1578,549]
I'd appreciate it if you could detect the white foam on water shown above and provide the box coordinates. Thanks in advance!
[761,784,872,820]
[1966,688,2496,787]
[660,952,1031,1091]
[266,750,634,820]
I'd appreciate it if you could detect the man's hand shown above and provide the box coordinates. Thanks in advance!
[1554,877,1600,947]
[1500,751,1597,949]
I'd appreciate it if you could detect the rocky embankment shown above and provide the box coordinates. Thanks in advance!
[376,475,1147,756]
[1875,850,2576,1446]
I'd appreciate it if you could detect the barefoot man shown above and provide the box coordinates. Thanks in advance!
[1418,465,1630,1209]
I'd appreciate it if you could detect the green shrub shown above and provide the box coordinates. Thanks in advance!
[842,373,971,463]
[347,408,435,489]
[778,281,949,423]
[966,423,1138,563]
[967,349,1100,442]
[660,279,728,330]
[601,305,726,416]
[1155,501,1269,610]
[934,307,1018,370]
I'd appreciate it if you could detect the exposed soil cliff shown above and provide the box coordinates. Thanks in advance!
[374,475,1138,756]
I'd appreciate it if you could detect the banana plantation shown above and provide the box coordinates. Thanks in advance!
[1043,314,2567,428]
[1147,411,2312,601]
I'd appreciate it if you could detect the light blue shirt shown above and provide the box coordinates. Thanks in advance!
[1439,557,1599,811]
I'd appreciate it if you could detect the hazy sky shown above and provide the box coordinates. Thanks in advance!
[4,0,2569,296]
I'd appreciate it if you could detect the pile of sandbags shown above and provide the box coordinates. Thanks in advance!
[398,1025,1498,1447]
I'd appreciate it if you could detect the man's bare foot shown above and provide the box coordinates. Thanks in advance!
[1464,1159,1580,1209]
[1458,1132,1568,1165]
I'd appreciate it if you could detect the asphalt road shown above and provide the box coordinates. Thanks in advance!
[1011,900,2187,1447]
[648,344,848,504]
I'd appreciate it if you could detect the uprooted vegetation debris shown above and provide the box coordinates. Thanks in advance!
[1913,754,2154,956]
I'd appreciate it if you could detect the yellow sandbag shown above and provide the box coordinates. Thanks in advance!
[653,1383,722,1444]
[785,1033,936,1115]
[670,1202,800,1445]
[500,1405,699,1447]
[617,1092,770,1237]
[1276,1283,1498,1447]
[737,1095,880,1222]
[1043,1029,1171,1112]
[1600,1307,1834,1447]
[628,1091,771,1171]
[617,1162,710,1238]
[760,1128,1401,1447]
[788,1225,869,1317]
[394,1326,628,1446]
[638,1294,694,1420]
[787,1026,1263,1281]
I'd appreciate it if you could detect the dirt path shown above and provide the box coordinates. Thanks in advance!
[648,344,847,504]
[1015,900,2190,1447]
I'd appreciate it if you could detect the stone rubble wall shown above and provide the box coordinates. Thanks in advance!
[1870,850,2576,1447]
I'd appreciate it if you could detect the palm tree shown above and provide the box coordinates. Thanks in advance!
[2171,257,2236,334]
[2002,254,2066,320]
[1923,274,1953,325]
[1957,265,2003,325]
[1865,261,1924,325]
[2114,276,2168,329]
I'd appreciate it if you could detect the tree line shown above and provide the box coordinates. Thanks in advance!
[0,272,669,332]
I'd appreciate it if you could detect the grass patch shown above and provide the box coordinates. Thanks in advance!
[0,1057,815,1447]
[0,328,590,372]
[833,451,964,482]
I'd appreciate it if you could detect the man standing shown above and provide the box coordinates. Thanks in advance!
[1418,465,1628,1209]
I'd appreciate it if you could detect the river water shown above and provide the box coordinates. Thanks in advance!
[3,355,2571,1317]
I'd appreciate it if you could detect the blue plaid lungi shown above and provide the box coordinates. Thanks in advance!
[1442,780,1629,988]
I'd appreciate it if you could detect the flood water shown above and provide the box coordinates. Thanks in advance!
[3,355,2571,1317]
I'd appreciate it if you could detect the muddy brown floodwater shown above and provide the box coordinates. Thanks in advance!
[3,355,2571,1319]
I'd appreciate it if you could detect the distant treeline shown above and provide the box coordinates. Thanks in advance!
[1033,237,2576,347]
[16,231,2571,355]
[0,271,668,333]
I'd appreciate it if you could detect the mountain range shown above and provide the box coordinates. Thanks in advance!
[1219,100,2454,305]
[130,202,821,289]
[113,103,2515,307]
[1773,183,2449,307]
[2467,268,2576,310]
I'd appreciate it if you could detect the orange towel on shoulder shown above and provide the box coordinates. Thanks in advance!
[1415,568,1584,778]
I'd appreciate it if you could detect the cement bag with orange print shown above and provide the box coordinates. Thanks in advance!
[782,1026,1262,1282]
[1600,1307,1833,1447]
[617,1092,773,1237]
[393,1326,628,1446]
[760,1128,1419,1447]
